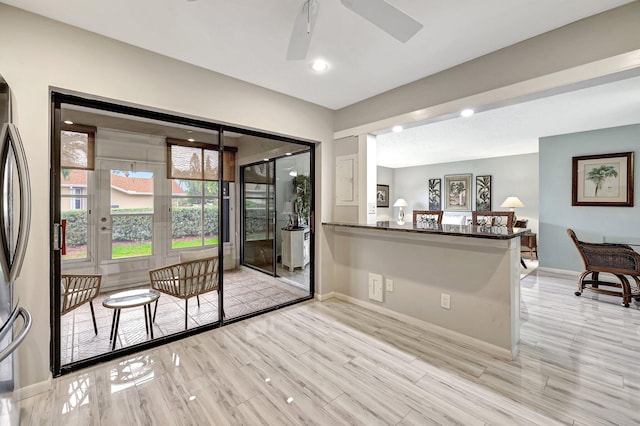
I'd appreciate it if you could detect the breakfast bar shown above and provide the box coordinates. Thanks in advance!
[322,221,529,359]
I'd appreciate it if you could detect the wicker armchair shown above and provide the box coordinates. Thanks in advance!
[412,210,443,226]
[149,256,219,328]
[567,229,640,307]
[61,274,102,334]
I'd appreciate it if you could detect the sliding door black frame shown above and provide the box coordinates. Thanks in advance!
[50,91,316,377]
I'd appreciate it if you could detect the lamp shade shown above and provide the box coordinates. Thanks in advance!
[393,198,408,207]
[501,196,524,208]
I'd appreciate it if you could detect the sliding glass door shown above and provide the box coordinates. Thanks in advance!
[241,161,276,274]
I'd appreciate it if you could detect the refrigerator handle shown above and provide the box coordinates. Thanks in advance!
[0,123,31,282]
[0,306,32,363]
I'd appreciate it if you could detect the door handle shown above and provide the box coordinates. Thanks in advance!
[100,226,112,231]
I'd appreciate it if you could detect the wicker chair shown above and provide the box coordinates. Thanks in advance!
[149,256,219,329]
[567,229,640,307]
[61,274,102,334]
[472,211,515,227]
[412,210,443,225]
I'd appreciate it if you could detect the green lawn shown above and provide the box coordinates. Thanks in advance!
[65,237,220,260]
[111,236,219,258]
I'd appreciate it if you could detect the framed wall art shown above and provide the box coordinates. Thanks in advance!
[376,184,390,208]
[572,152,634,207]
[444,174,472,211]
[476,175,492,211]
[428,178,441,210]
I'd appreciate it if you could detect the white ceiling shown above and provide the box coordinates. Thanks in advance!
[377,74,640,168]
[6,0,638,169]
[3,0,634,110]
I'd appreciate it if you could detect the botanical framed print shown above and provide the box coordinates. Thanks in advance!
[476,175,492,211]
[428,178,441,210]
[572,152,634,207]
[376,184,390,208]
[444,174,472,211]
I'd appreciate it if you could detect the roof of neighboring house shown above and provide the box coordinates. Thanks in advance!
[61,169,186,195]
[60,169,88,187]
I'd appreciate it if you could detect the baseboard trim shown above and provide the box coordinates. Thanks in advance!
[315,291,337,302]
[328,293,514,360]
[538,266,581,277]
[14,375,52,400]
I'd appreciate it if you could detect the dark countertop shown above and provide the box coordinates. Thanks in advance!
[322,221,530,240]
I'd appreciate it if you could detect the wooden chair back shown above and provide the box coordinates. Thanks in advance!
[412,210,443,225]
[472,211,514,227]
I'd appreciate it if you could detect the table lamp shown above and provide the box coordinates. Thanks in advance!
[501,196,524,220]
[393,198,408,221]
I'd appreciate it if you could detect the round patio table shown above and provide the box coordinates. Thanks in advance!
[102,288,160,350]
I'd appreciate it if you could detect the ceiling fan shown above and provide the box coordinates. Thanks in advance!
[287,0,423,60]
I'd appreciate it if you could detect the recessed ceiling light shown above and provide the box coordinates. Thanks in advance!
[460,109,475,117]
[187,138,195,142]
[63,120,74,125]
[392,125,403,133]
[285,152,292,156]
[264,158,269,162]
[311,59,329,72]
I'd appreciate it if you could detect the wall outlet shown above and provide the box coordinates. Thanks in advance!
[368,273,384,302]
[441,293,451,310]
[385,278,394,292]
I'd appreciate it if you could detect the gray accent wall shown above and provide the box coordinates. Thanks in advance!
[391,153,539,232]
[539,123,640,272]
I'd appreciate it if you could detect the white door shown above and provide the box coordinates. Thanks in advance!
[96,159,165,291]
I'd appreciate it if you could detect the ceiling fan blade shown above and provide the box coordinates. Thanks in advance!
[287,0,319,60]
[340,0,423,43]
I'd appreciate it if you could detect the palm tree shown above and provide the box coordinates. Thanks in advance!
[586,165,618,197]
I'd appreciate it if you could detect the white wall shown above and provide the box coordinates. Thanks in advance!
[539,123,640,272]
[0,4,333,392]
[391,154,539,232]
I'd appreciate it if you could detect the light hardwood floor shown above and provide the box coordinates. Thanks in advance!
[15,269,640,425]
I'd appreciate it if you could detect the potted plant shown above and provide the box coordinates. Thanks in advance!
[292,175,310,226]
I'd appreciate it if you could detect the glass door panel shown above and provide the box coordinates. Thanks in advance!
[242,161,275,274]
[109,170,154,259]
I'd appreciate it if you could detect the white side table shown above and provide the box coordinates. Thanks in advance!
[102,288,160,350]
[281,227,310,271]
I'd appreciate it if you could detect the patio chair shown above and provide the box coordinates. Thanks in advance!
[567,229,640,307]
[61,274,102,334]
[149,251,219,329]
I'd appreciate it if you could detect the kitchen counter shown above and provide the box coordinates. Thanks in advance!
[322,220,524,359]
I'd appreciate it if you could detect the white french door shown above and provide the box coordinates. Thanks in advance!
[96,159,165,291]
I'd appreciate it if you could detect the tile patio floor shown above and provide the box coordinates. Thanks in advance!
[60,266,310,365]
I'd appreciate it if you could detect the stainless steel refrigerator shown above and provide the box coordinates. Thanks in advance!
[0,74,33,424]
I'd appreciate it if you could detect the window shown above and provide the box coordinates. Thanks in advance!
[60,124,95,261]
[61,170,89,260]
[110,170,154,259]
[171,180,218,249]
[167,139,236,249]
[61,124,96,170]
[71,187,85,210]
